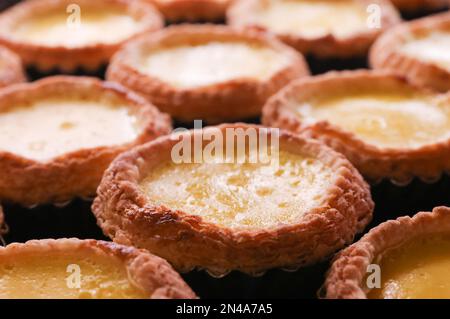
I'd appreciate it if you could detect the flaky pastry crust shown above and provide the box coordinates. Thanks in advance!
[370,12,450,92]
[262,70,450,185]
[390,0,449,12]
[148,0,231,21]
[0,45,26,88]
[227,0,401,59]
[92,123,373,276]
[0,76,172,207]
[323,206,450,299]
[0,238,196,299]
[107,24,310,124]
[0,0,164,72]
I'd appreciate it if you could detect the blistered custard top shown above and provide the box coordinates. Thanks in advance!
[295,91,450,149]
[0,251,146,299]
[10,8,146,47]
[0,99,139,161]
[400,31,450,72]
[139,41,290,88]
[368,234,450,299]
[248,0,368,38]
[139,150,334,230]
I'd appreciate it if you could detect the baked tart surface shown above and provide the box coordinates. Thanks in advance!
[263,70,450,184]
[324,207,450,299]
[92,124,373,275]
[0,238,196,299]
[0,0,163,71]
[149,0,231,21]
[107,25,309,123]
[0,45,25,88]
[227,0,401,58]
[0,76,171,206]
[371,12,450,92]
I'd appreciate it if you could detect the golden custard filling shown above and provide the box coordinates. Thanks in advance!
[0,99,139,161]
[140,150,333,229]
[251,0,368,38]
[140,41,290,88]
[369,234,450,299]
[0,251,146,299]
[295,92,450,149]
[400,31,450,72]
[11,8,145,47]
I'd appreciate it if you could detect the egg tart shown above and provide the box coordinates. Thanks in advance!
[390,0,449,13]
[107,25,309,124]
[92,123,373,276]
[149,0,231,22]
[0,76,171,207]
[0,45,26,88]
[324,206,450,299]
[0,238,196,299]
[227,0,401,59]
[371,12,450,92]
[0,0,163,72]
[263,70,450,185]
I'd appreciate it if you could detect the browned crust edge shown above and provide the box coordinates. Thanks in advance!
[0,0,164,72]
[0,45,26,88]
[92,123,373,275]
[262,69,450,185]
[370,12,450,92]
[227,0,402,59]
[107,24,310,124]
[0,238,196,299]
[149,0,231,21]
[0,76,172,207]
[323,206,450,299]
[390,0,449,12]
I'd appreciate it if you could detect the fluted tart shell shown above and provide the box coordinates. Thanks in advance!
[0,238,196,299]
[92,123,373,276]
[0,76,172,207]
[0,45,26,88]
[107,24,310,124]
[324,206,450,299]
[148,0,231,21]
[0,0,163,72]
[227,0,401,59]
[371,12,450,92]
[262,70,450,185]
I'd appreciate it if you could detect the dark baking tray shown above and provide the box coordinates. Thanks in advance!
[1,0,449,298]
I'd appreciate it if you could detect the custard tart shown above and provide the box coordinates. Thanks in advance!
[0,0,163,71]
[0,45,26,88]
[390,0,449,12]
[227,0,401,58]
[0,238,196,299]
[263,70,450,185]
[324,206,450,299]
[149,0,231,21]
[0,76,171,207]
[371,12,450,92]
[107,25,309,124]
[92,123,373,275]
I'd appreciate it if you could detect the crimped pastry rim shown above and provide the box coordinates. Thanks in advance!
[323,206,450,299]
[0,238,196,299]
[107,24,310,123]
[92,123,373,275]
[370,12,450,92]
[227,0,402,58]
[0,0,164,71]
[0,75,172,206]
[262,69,450,184]
[150,0,231,21]
[0,45,26,88]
